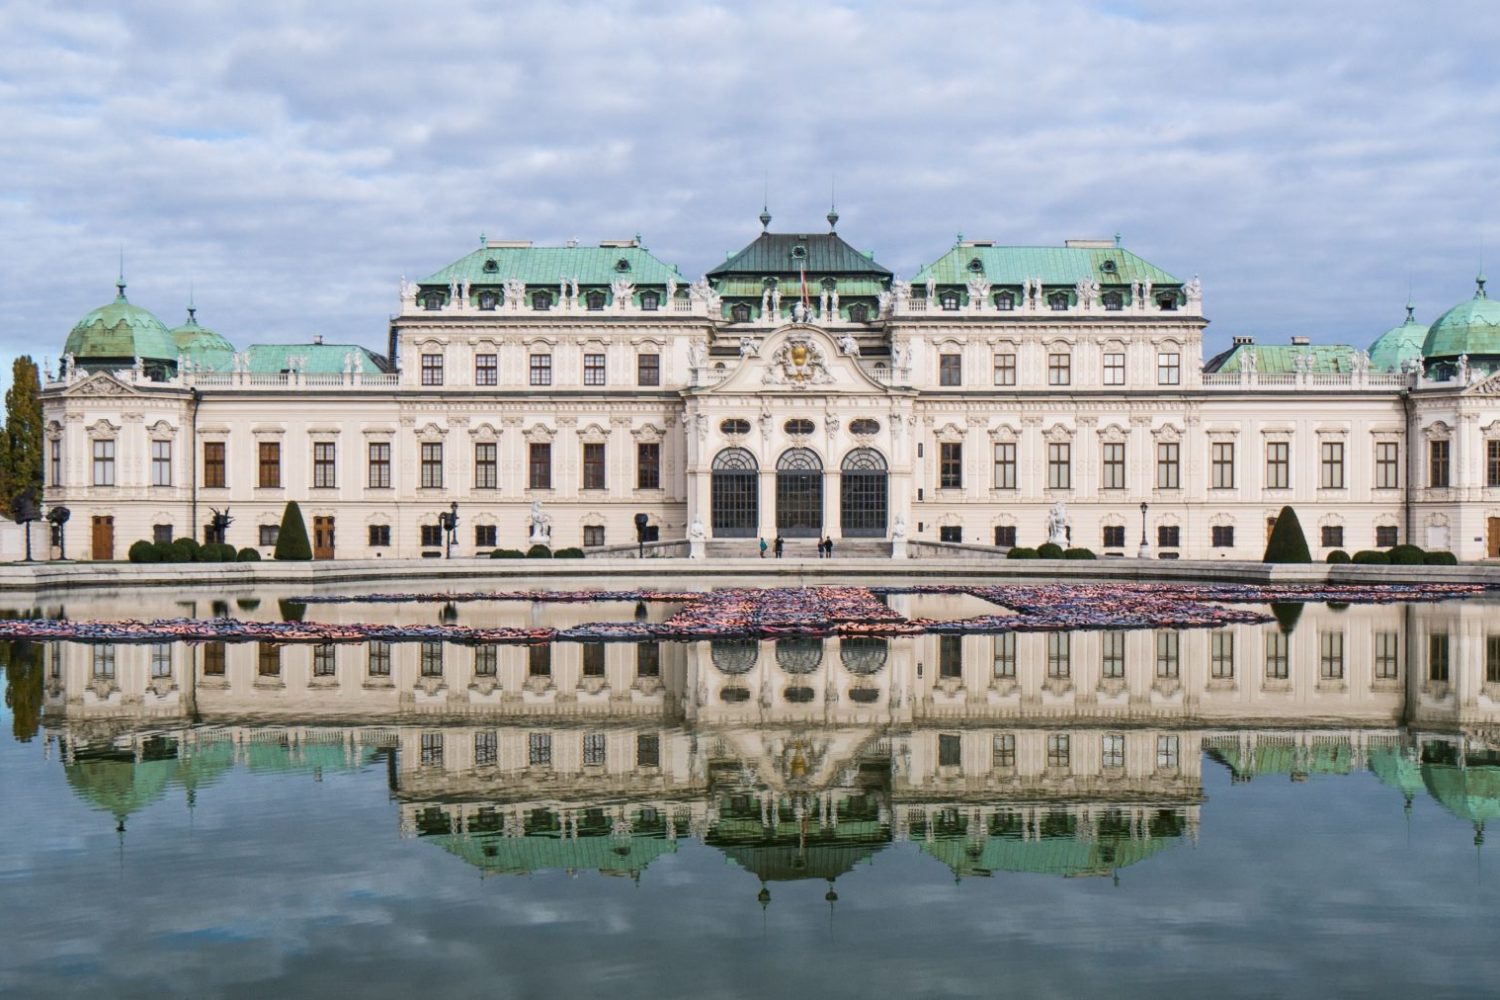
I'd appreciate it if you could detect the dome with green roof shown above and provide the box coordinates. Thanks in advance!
[1421,276,1500,366]
[1368,304,1427,372]
[169,305,235,370]
[63,280,179,376]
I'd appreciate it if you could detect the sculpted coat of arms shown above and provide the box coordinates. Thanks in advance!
[762,334,833,387]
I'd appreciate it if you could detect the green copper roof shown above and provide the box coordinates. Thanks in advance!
[424,827,678,877]
[1421,762,1500,827]
[1368,306,1427,371]
[1367,744,1425,800]
[1204,343,1361,375]
[421,243,686,288]
[911,244,1179,287]
[1206,737,1354,778]
[245,343,390,375]
[170,307,236,368]
[707,231,893,280]
[64,738,233,821]
[63,283,178,362]
[920,827,1179,878]
[1421,277,1500,358]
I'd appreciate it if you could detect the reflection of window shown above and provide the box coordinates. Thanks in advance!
[1211,633,1235,678]
[368,641,391,676]
[474,645,497,677]
[258,643,281,676]
[1375,632,1400,680]
[992,633,1016,678]
[637,642,661,678]
[528,732,552,766]
[1320,631,1346,680]
[637,733,660,768]
[582,643,605,677]
[151,644,172,678]
[203,641,226,676]
[1155,631,1179,678]
[529,644,551,677]
[1264,631,1289,679]
[583,733,607,766]
[938,733,962,767]
[421,732,444,767]
[475,730,497,766]
[313,644,336,676]
[1102,734,1125,769]
[92,645,115,678]
[992,734,1016,768]
[938,635,963,678]
[1101,632,1125,678]
[420,641,444,677]
[1047,633,1070,677]
[1156,735,1180,770]
[1486,635,1500,683]
[1428,633,1450,682]
[1047,733,1071,768]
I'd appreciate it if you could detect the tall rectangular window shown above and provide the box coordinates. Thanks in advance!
[1047,733,1071,769]
[1156,631,1180,678]
[474,442,497,489]
[1047,633,1070,677]
[1376,441,1400,489]
[938,733,962,767]
[939,442,963,489]
[420,353,444,386]
[939,635,964,678]
[1156,735,1181,770]
[1487,635,1500,683]
[637,733,661,768]
[368,524,390,547]
[420,641,443,677]
[1047,442,1071,490]
[257,441,280,488]
[474,353,497,386]
[313,442,336,488]
[529,354,552,386]
[1211,442,1235,489]
[1320,441,1345,489]
[1265,441,1290,489]
[1156,442,1180,489]
[583,353,607,386]
[992,734,1016,768]
[993,353,1016,386]
[1101,632,1125,678]
[203,441,225,488]
[1103,524,1126,548]
[583,732,607,766]
[527,733,552,767]
[1489,441,1500,488]
[1320,631,1346,680]
[151,643,173,678]
[257,643,281,677]
[1047,353,1071,386]
[1375,631,1401,680]
[146,440,171,487]
[529,442,552,489]
[474,645,497,677]
[1157,525,1180,548]
[474,730,498,767]
[202,641,226,676]
[420,442,443,489]
[367,640,391,677]
[1157,352,1181,385]
[1103,352,1126,386]
[529,644,551,677]
[313,644,336,677]
[1429,633,1450,682]
[582,443,606,490]
[939,353,962,386]
[637,642,661,678]
[637,354,660,386]
[92,439,117,486]
[1101,442,1125,490]
[367,442,391,488]
[92,645,115,678]
[1265,631,1289,680]
[993,442,1016,489]
[420,733,444,768]
[1102,734,1126,769]
[475,524,496,547]
[1430,440,1451,488]
[992,633,1016,678]
[1212,525,1235,548]
[1211,632,1235,679]
[637,442,660,490]
[49,438,61,486]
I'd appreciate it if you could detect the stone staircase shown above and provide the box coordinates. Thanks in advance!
[704,538,892,559]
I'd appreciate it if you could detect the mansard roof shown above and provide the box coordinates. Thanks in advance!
[420,241,686,287]
[244,342,391,374]
[913,242,1180,287]
[1203,341,1360,375]
[707,231,893,280]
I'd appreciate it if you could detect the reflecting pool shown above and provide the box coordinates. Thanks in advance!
[3,586,1500,997]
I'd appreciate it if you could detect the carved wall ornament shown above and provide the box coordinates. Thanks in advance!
[762,334,834,387]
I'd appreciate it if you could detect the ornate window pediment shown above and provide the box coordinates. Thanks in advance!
[415,422,447,442]
[578,422,609,444]
[1153,423,1183,443]
[1097,423,1128,443]
[523,423,555,444]
[468,422,500,442]
[1043,422,1073,443]
[988,421,1021,441]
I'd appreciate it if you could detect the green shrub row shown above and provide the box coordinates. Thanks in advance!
[1346,546,1457,566]
[490,545,587,559]
[1006,545,1096,560]
[128,539,260,563]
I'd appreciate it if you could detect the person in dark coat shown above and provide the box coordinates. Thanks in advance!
[774,536,784,558]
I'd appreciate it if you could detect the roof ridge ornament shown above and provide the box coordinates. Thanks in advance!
[1477,272,1488,299]
[116,247,127,301]
[759,204,772,231]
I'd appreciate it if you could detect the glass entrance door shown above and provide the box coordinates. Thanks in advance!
[776,448,823,538]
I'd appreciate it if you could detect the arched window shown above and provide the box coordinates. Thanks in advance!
[995,291,1015,311]
[1102,291,1123,311]
[422,292,444,311]
[840,448,888,537]
[940,291,960,311]
[586,290,606,311]
[639,290,660,311]
[968,257,984,273]
[776,448,823,537]
[477,291,499,311]
[711,447,758,538]
[731,303,752,323]
[776,638,823,674]
[1048,291,1070,311]
[849,418,880,436]
[1157,293,1178,312]
[848,303,869,323]
[784,418,814,436]
[840,636,888,675]
[615,258,632,272]
[711,639,758,674]
[532,290,553,311]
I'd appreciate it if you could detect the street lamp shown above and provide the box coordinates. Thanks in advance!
[1138,501,1150,559]
[634,513,649,559]
[437,502,459,559]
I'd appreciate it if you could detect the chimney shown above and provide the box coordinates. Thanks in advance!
[1232,335,1254,347]
[1290,336,1310,346]
[313,335,323,345]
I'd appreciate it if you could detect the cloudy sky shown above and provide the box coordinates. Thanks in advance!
[4,0,1500,374]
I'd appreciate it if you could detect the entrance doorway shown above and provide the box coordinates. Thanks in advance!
[710,448,758,538]
[91,515,114,561]
[1489,518,1500,558]
[776,448,823,538]
[313,517,336,560]
[839,448,888,537]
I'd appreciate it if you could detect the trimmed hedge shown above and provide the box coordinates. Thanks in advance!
[169,537,201,563]
[129,538,242,563]
[553,547,585,559]
[526,544,552,558]
[274,501,312,560]
[1063,547,1097,560]
[1424,550,1458,566]
[490,548,525,558]
[1352,550,1391,564]
[128,539,158,563]
[1388,544,1426,566]
[237,547,261,561]
[1325,549,1351,564]
[1263,506,1311,563]
[1036,542,1065,559]
[1006,547,1038,560]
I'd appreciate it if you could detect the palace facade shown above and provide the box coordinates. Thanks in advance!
[40,212,1500,560]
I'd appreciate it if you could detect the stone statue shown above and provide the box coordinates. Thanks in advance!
[791,300,807,324]
[829,289,839,316]
[1130,280,1143,310]
[760,288,771,318]
[1046,501,1069,547]
[1185,276,1203,305]
[738,336,758,358]
[611,277,634,311]
[968,275,992,308]
[1243,349,1257,375]
[824,414,840,437]
[1458,354,1470,383]
[925,277,936,301]
[837,333,861,357]
[689,517,705,540]
[891,280,910,313]
[770,286,782,317]
[400,277,415,308]
[1142,280,1154,309]
[892,515,907,540]
[504,277,526,309]
[877,290,893,316]
[688,340,707,369]
[528,500,551,544]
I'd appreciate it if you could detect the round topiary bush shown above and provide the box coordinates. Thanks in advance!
[490,548,525,559]
[1006,547,1038,560]
[169,537,200,563]
[1424,550,1458,566]
[1352,550,1391,565]
[1388,544,1426,566]
[200,542,231,562]
[237,547,261,561]
[1063,547,1097,560]
[1036,542,1065,559]
[1325,549,1351,564]
[128,539,158,563]
[151,540,175,562]
[552,547,585,559]
[526,544,552,558]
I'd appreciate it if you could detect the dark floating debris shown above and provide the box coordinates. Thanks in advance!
[0,583,1485,646]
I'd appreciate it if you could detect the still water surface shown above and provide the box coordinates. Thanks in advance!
[3,585,1498,998]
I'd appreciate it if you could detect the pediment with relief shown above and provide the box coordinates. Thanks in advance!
[1464,370,1500,395]
[63,372,140,398]
[703,325,890,395]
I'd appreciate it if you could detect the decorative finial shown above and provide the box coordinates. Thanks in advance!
[827,206,839,232]
[1477,272,1488,299]
[187,280,196,324]
[1114,232,1122,248]
[479,233,486,247]
[116,247,126,300]
[827,179,838,232]
[759,204,772,230]
[1405,299,1416,323]
[955,232,963,246]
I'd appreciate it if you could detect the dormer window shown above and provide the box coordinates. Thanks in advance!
[1048,291,1070,311]
[615,258,631,272]
[532,290,553,311]
[995,291,1015,311]
[939,291,960,311]
[848,303,869,323]
[586,290,606,311]
[1100,259,1118,275]
[421,292,444,311]
[640,290,660,311]
[1156,293,1178,312]
[477,291,499,311]
[967,258,984,273]
[791,245,807,260]
[483,259,499,273]
[1102,291,1123,311]
[731,303,752,323]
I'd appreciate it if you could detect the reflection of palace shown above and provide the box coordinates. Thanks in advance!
[37,600,1500,889]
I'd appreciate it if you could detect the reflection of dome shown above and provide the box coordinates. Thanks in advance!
[709,793,889,882]
[63,736,233,823]
[1422,276,1500,364]
[63,280,177,373]
[169,305,235,370]
[1420,746,1500,839]
[1367,743,1424,802]
[1368,305,1427,372]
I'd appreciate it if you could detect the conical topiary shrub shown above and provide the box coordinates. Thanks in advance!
[1262,505,1311,564]
[273,501,312,561]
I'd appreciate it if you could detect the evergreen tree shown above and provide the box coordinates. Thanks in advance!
[1262,505,1312,563]
[0,357,43,520]
[273,501,313,560]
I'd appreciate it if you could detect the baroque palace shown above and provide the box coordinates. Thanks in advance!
[40,209,1500,560]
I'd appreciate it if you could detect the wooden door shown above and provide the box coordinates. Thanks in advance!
[313,516,335,560]
[91,515,114,561]
[1488,518,1500,558]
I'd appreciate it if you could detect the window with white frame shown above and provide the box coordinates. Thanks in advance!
[1103,352,1126,386]
[1101,442,1125,490]
[1156,441,1180,489]
[1265,630,1289,679]
[993,442,1017,489]
[92,439,115,486]
[1047,442,1071,490]
[583,353,606,386]
[1101,632,1125,678]
[1047,353,1071,386]
[474,442,497,489]
[1376,441,1399,488]
[1320,631,1345,680]
[993,353,1016,386]
[1211,632,1235,678]
[420,442,443,489]
[992,633,1016,678]
[1156,631,1180,678]
[1157,352,1181,385]
[1102,734,1125,769]
[1320,440,1345,489]
[1156,735,1180,770]
[151,440,171,486]
[313,442,336,488]
[1211,441,1235,489]
[1265,441,1290,489]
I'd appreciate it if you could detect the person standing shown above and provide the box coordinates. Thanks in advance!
[759,537,768,559]
[774,535,784,558]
